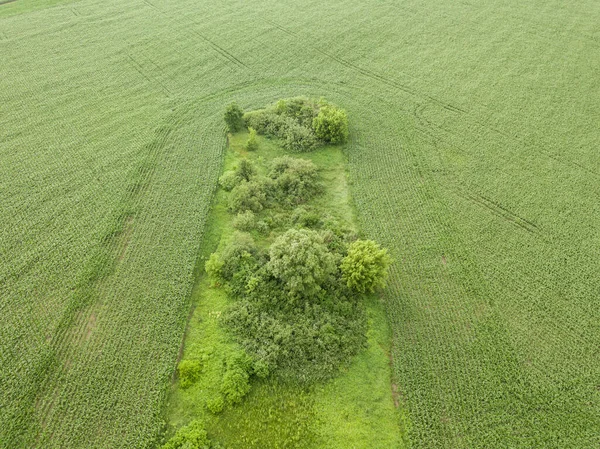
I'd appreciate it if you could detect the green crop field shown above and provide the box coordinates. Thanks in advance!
[1,0,599,448]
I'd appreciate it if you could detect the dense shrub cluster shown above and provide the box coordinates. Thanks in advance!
[178,359,202,389]
[241,97,348,152]
[269,156,322,205]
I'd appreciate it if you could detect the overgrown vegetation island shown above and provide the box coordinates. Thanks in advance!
[4,1,600,448]
[161,99,401,448]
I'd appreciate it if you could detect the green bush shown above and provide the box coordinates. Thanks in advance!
[232,210,256,231]
[205,252,224,285]
[267,229,337,298]
[162,420,217,449]
[228,181,267,213]
[224,278,367,383]
[178,359,202,389]
[341,239,392,293]
[221,351,253,405]
[269,156,322,205]
[218,170,238,192]
[313,105,349,144]
[246,127,259,151]
[206,395,224,414]
[291,206,322,228]
[282,122,318,152]
[224,102,245,133]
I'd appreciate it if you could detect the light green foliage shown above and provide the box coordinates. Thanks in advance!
[267,229,338,298]
[162,420,215,449]
[312,106,349,144]
[220,351,253,405]
[224,102,245,133]
[246,127,259,151]
[341,240,392,293]
[205,253,225,285]
[178,359,203,389]
[206,396,225,414]
[232,210,256,231]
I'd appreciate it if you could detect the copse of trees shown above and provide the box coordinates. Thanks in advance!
[234,97,348,152]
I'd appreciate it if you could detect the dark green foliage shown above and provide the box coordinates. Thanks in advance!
[223,276,367,383]
[220,351,253,405]
[266,229,338,298]
[236,158,256,182]
[269,156,322,205]
[241,98,348,152]
[282,122,318,153]
[313,105,349,144]
[341,240,392,293]
[291,206,322,228]
[178,359,202,389]
[224,102,245,133]
[232,210,256,231]
[219,159,257,192]
[218,170,238,192]
[162,420,218,449]
[228,181,267,213]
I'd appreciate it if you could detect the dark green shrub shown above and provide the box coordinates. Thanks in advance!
[313,105,349,144]
[178,359,202,389]
[232,210,256,231]
[219,232,259,281]
[243,109,274,134]
[228,181,267,213]
[266,228,338,298]
[236,158,256,182]
[223,278,367,383]
[341,239,392,293]
[269,156,322,205]
[282,122,318,152]
[218,170,237,192]
[224,102,245,133]
[291,206,322,228]
[246,127,259,151]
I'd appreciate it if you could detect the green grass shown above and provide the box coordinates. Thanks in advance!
[2,0,600,447]
[164,131,402,448]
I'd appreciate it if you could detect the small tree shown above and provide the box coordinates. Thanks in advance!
[341,240,392,293]
[267,229,337,298]
[313,105,349,144]
[224,102,245,132]
[246,127,259,151]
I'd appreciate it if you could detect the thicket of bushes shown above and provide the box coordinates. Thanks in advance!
[207,138,391,384]
[225,97,349,152]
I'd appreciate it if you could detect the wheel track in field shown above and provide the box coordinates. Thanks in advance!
[138,0,248,70]
[413,93,600,182]
[125,52,172,97]
[31,108,181,446]
[266,19,466,115]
